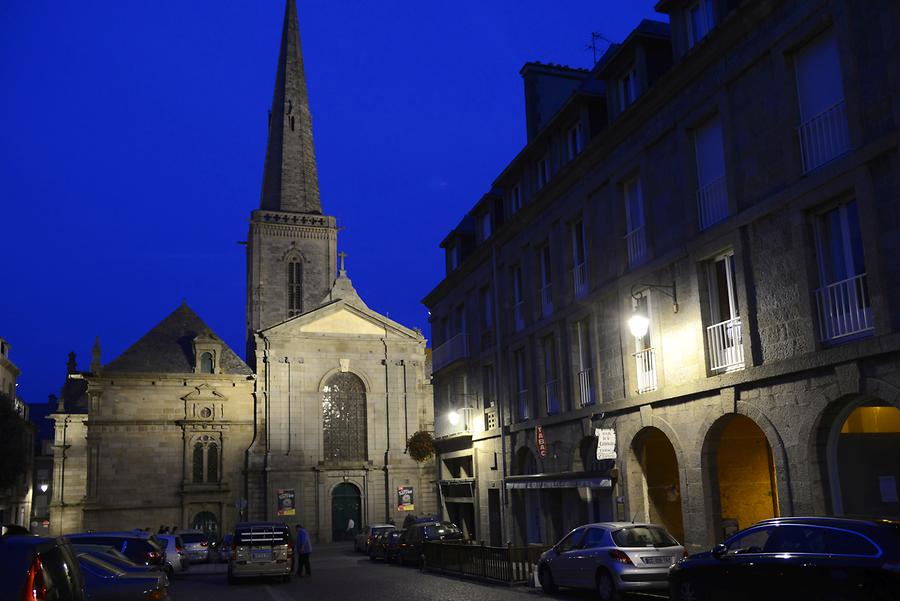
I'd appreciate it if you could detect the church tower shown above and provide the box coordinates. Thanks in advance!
[247,0,337,352]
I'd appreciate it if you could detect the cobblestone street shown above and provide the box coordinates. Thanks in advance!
[168,544,668,601]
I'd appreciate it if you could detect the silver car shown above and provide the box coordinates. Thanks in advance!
[228,522,293,584]
[538,522,685,601]
[177,530,210,563]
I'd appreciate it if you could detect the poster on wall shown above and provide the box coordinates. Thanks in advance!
[596,428,617,461]
[397,486,415,511]
[276,488,296,516]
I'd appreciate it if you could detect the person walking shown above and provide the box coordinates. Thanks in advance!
[295,524,312,577]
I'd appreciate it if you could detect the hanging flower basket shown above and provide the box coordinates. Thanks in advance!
[406,430,434,463]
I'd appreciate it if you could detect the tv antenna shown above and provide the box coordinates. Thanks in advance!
[585,31,614,65]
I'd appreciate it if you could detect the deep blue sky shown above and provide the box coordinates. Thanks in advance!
[1,1,664,406]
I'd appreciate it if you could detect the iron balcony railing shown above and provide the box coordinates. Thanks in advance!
[513,302,525,332]
[544,379,560,415]
[435,401,478,439]
[432,333,470,372]
[706,317,744,373]
[634,348,657,394]
[816,273,873,343]
[626,225,647,267]
[572,262,588,298]
[540,285,553,318]
[577,368,595,406]
[798,100,850,174]
[697,175,729,231]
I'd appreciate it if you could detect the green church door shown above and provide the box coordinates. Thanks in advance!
[331,483,361,542]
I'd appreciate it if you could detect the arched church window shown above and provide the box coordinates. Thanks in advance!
[322,373,367,462]
[288,258,303,317]
[191,436,221,484]
[207,443,219,483]
[192,442,204,483]
[200,352,214,374]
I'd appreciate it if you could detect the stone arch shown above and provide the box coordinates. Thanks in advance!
[810,379,900,516]
[625,425,685,543]
[329,481,362,542]
[321,372,368,463]
[700,410,780,541]
[316,367,373,395]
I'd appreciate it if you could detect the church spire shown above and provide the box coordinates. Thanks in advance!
[259,0,321,214]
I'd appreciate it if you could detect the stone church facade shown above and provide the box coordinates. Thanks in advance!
[49,0,435,540]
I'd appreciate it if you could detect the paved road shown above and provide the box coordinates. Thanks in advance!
[169,544,668,601]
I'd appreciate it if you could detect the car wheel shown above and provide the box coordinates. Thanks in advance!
[676,579,704,601]
[539,565,557,593]
[595,569,619,601]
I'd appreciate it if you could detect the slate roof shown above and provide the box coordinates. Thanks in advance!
[104,303,251,375]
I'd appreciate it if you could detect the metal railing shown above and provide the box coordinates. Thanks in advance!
[577,368,595,406]
[432,333,470,372]
[513,302,525,332]
[798,100,850,174]
[540,285,553,318]
[706,317,744,372]
[634,348,657,394]
[422,541,548,585]
[696,175,729,231]
[572,262,588,298]
[545,379,560,415]
[626,225,647,267]
[815,273,873,342]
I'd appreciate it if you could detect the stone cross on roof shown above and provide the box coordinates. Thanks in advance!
[338,251,347,273]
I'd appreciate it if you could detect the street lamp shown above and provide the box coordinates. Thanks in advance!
[39,483,49,493]
[628,312,650,338]
[447,410,461,426]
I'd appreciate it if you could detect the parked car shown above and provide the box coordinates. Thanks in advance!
[538,522,684,601]
[0,529,85,601]
[65,532,167,571]
[177,530,210,563]
[72,544,156,574]
[219,533,234,562]
[397,521,463,566]
[354,523,395,553]
[385,529,406,563]
[368,528,400,561]
[669,517,900,601]
[227,522,293,585]
[155,534,189,575]
[76,550,168,600]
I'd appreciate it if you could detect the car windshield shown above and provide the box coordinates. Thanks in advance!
[612,526,679,548]
[180,533,207,544]
[424,524,461,538]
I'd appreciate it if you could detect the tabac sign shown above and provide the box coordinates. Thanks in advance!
[536,426,548,457]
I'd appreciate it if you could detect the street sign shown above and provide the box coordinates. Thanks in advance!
[536,426,547,457]
[596,427,617,461]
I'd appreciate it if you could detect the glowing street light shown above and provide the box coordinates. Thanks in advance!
[628,312,650,338]
[39,483,49,493]
[447,410,461,426]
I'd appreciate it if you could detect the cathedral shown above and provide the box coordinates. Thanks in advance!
[49,0,435,542]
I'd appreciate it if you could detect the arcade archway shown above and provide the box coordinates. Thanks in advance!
[633,427,684,542]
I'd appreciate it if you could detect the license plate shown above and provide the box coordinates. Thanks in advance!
[251,550,273,561]
[642,555,672,565]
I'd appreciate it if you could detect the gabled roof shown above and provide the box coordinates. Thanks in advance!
[104,303,251,375]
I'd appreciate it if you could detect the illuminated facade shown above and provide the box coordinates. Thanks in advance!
[423,0,900,550]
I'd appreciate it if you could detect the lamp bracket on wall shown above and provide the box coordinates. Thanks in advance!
[630,281,678,313]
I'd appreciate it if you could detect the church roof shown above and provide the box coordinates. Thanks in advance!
[259,0,321,214]
[104,303,251,375]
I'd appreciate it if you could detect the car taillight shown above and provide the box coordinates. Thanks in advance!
[231,543,236,556]
[175,544,183,553]
[608,549,633,565]
[682,548,689,559]
[145,587,166,600]
[200,541,208,547]
[287,542,294,553]
[147,551,162,564]
[23,555,47,601]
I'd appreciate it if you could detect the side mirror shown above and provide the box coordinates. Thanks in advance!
[712,544,727,559]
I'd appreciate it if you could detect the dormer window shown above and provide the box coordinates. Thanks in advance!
[620,66,639,109]
[687,0,714,48]
[448,243,461,271]
[537,155,551,189]
[567,122,583,161]
[200,352,214,374]
[192,335,222,375]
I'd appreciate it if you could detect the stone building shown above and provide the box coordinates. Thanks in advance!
[242,0,435,541]
[0,337,34,527]
[48,0,435,539]
[423,0,900,551]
